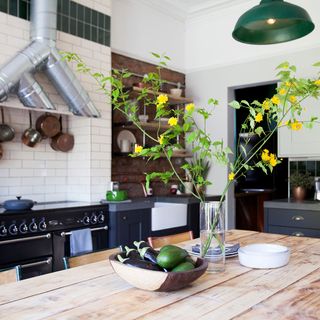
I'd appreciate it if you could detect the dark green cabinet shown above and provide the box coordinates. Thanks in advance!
[108,209,151,248]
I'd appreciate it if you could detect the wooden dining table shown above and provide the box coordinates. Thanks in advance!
[1,229,320,319]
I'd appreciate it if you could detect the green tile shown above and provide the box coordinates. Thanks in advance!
[104,31,110,47]
[61,15,69,33]
[18,0,27,19]
[77,4,84,22]
[98,12,104,28]
[306,161,316,176]
[84,23,91,40]
[298,161,306,174]
[57,0,62,14]
[98,28,104,44]
[104,15,110,32]
[57,13,62,31]
[91,25,97,42]
[316,161,320,176]
[92,10,97,25]
[84,7,91,24]
[77,20,83,38]
[61,0,69,15]
[9,0,18,16]
[70,17,76,35]
[0,1,8,13]
[70,1,76,19]
[290,161,297,174]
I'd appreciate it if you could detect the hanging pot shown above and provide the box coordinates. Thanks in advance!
[0,107,15,142]
[2,196,36,211]
[21,111,42,147]
[50,116,74,152]
[35,113,60,138]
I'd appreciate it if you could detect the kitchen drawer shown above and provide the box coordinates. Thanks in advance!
[266,208,320,229]
[269,225,320,238]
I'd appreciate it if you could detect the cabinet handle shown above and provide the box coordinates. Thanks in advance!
[291,215,304,221]
[292,232,304,237]
[122,216,127,220]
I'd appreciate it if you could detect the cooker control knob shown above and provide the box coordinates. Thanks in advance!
[9,224,18,235]
[91,214,98,224]
[0,225,7,236]
[19,223,28,234]
[82,216,90,225]
[39,220,47,231]
[29,222,38,232]
[97,213,105,223]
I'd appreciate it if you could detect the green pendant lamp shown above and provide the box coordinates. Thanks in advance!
[232,0,315,45]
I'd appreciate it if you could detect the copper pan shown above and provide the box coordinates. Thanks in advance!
[50,116,74,152]
[36,113,60,138]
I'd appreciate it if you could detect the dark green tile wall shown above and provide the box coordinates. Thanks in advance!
[0,0,110,47]
[290,160,320,177]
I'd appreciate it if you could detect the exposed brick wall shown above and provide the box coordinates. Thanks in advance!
[112,53,187,198]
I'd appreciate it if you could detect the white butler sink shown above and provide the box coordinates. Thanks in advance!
[151,202,188,231]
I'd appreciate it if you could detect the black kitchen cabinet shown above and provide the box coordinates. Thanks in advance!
[264,207,320,238]
[108,209,151,248]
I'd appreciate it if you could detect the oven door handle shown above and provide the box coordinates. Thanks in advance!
[0,233,51,245]
[60,225,108,237]
[20,257,52,269]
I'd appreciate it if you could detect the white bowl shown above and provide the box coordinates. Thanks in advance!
[170,88,182,97]
[238,243,290,269]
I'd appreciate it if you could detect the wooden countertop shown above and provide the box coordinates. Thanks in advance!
[1,229,320,319]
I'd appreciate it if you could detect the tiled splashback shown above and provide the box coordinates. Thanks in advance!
[0,0,112,203]
[290,160,320,177]
[0,0,110,46]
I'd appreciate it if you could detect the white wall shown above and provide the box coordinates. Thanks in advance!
[0,0,112,203]
[111,0,185,71]
[185,0,320,72]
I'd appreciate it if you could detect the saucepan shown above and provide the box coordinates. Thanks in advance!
[50,116,74,152]
[2,196,37,211]
[22,111,42,148]
[36,113,60,138]
[0,107,15,142]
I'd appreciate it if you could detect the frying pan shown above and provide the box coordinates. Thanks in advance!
[36,113,60,138]
[0,107,15,142]
[50,116,74,152]
[21,111,42,147]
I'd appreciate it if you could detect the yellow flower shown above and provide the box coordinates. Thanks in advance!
[262,100,270,111]
[271,95,280,105]
[269,153,277,167]
[261,151,270,162]
[314,80,320,86]
[279,88,286,95]
[134,144,143,153]
[185,103,195,112]
[158,135,164,145]
[255,113,263,123]
[228,172,235,181]
[263,149,269,154]
[285,81,293,87]
[168,117,178,126]
[289,95,297,103]
[291,121,303,131]
[157,94,168,105]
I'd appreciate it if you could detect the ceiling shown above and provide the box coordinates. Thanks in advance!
[143,0,250,20]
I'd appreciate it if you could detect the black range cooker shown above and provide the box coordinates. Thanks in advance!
[0,201,109,280]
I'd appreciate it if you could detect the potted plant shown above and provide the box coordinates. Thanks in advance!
[290,172,313,201]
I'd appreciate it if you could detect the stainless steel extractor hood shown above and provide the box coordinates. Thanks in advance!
[0,0,101,118]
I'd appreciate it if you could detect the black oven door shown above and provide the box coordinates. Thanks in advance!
[0,233,53,280]
[52,226,109,271]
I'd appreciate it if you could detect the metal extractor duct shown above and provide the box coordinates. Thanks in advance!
[0,0,101,118]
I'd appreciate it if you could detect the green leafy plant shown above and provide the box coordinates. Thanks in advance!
[62,51,320,257]
[290,172,314,190]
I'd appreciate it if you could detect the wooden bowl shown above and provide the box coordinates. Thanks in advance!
[109,253,208,292]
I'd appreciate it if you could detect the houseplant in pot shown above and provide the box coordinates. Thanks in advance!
[63,52,320,272]
[290,172,313,201]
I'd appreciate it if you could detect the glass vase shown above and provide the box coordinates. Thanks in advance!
[200,201,225,272]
